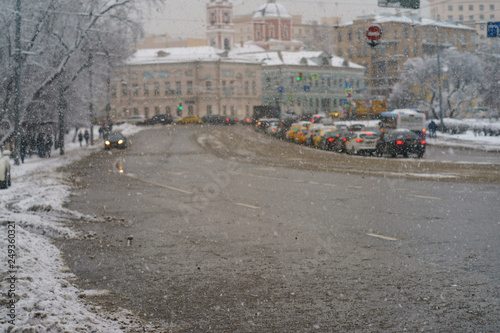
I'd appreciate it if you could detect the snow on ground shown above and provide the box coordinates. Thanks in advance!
[0,124,150,332]
[0,121,499,332]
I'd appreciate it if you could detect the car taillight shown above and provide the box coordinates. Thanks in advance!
[421,140,426,144]
[226,118,229,121]
[235,118,237,121]
[356,138,363,143]
[343,138,347,142]
[328,138,334,142]
[246,118,250,122]
[396,140,403,145]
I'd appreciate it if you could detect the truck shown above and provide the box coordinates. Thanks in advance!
[253,105,281,121]
[353,99,388,119]
[380,108,426,135]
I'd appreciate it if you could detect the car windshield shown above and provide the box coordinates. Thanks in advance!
[4,0,500,332]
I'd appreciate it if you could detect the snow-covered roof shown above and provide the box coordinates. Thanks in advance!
[340,14,475,31]
[233,50,364,69]
[253,1,291,19]
[125,46,260,65]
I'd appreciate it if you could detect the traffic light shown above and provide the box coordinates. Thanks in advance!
[297,72,303,82]
[178,103,183,110]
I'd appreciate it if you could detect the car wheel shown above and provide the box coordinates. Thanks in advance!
[403,151,408,158]
[350,147,356,155]
[417,152,424,158]
[376,150,383,157]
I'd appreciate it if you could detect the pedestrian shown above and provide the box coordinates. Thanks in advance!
[44,135,52,158]
[428,120,437,138]
[78,131,83,147]
[84,130,90,146]
[20,136,27,164]
[37,133,45,158]
[98,125,103,138]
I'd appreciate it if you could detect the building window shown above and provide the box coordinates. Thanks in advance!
[348,30,352,41]
[132,84,139,96]
[459,15,463,21]
[175,82,181,94]
[246,105,250,116]
[133,108,138,115]
[348,48,353,58]
[231,105,236,116]
[207,105,212,115]
[338,31,342,42]
[469,5,473,11]
[480,24,485,30]
[479,5,484,10]
[448,5,452,11]
[121,83,127,96]
[252,81,257,95]
[414,45,418,57]
[459,5,463,11]
[448,15,453,21]
[144,107,149,118]
[338,48,343,57]
[187,81,193,94]
[479,15,484,20]
[154,82,160,96]
[491,15,495,19]
[245,81,249,95]
[404,45,409,56]
[223,105,227,115]
[164,82,171,95]
[224,12,229,24]
[491,5,495,10]
[155,106,160,115]
[188,105,193,115]
[111,85,117,98]
[166,106,171,114]
[357,30,362,40]
[143,83,149,96]
[206,81,212,93]
[211,12,215,25]
[357,47,362,57]
[403,27,409,38]
[283,26,289,39]
[269,26,275,39]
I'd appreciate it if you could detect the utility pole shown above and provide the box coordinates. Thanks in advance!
[13,0,22,165]
[436,30,444,130]
[58,82,66,155]
[88,53,94,145]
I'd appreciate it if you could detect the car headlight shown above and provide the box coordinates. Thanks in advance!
[105,141,110,145]
[118,140,123,144]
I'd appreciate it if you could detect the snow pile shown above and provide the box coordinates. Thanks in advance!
[0,124,150,332]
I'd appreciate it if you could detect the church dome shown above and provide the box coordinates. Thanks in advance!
[253,1,291,19]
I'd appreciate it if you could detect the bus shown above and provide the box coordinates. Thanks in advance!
[380,109,426,135]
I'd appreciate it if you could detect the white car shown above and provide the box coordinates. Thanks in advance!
[345,131,380,155]
[125,115,147,124]
[0,149,11,189]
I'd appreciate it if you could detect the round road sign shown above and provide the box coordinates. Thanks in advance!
[366,25,382,41]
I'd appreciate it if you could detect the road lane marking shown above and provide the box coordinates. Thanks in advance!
[409,194,442,200]
[233,171,337,188]
[235,202,260,209]
[366,233,398,241]
[124,174,193,194]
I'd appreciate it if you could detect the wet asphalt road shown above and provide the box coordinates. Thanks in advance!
[60,125,500,332]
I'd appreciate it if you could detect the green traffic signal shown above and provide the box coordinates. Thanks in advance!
[179,103,183,110]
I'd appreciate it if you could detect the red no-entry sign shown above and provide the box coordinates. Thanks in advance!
[366,25,382,41]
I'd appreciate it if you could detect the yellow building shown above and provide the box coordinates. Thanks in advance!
[333,14,478,98]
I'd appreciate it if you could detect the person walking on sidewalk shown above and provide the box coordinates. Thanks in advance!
[78,131,83,147]
[84,130,90,146]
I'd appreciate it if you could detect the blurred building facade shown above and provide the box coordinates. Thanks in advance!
[427,0,500,42]
[333,14,478,98]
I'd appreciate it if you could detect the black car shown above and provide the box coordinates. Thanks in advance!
[104,132,127,150]
[376,130,426,158]
[149,114,173,125]
[320,130,345,150]
[222,116,237,125]
[202,114,224,125]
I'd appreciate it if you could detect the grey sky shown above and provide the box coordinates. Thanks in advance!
[139,0,430,38]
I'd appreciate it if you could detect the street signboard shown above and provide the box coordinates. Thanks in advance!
[304,85,311,92]
[366,26,382,41]
[345,81,352,89]
[278,86,284,93]
[487,22,500,38]
[378,0,419,9]
[311,73,319,81]
[345,88,353,97]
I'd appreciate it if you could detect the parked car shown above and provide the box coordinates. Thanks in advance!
[348,124,366,131]
[176,115,203,124]
[0,149,12,189]
[376,130,426,158]
[345,131,380,155]
[126,115,147,124]
[104,132,127,150]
